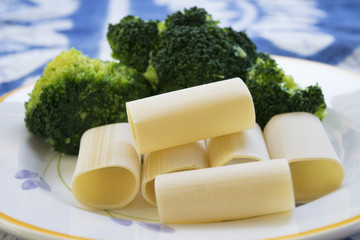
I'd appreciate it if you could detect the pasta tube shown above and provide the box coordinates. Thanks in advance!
[206,123,269,167]
[155,159,294,224]
[72,123,141,209]
[142,141,208,206]
[126,78,255,154]
[263,112,344,203]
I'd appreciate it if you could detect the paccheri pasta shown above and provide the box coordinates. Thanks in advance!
[206,123,269,167]
[72,123,140,209]
[71,79,344,224]
[126,78,255,154]
[142,141,208,206]
[263,112,344,203]
[155,159,295,224]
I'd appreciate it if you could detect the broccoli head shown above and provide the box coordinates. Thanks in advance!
[164,6,218,27]
[107,15,159,73]
[143,7,257,93]
[25,48,151,155]
[107,7,257,94]
[225,27,258,68]
[246,54,327,128]
[147,25,239,92]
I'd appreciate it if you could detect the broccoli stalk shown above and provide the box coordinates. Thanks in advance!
[25,48,151,155]
[246,54,327,128]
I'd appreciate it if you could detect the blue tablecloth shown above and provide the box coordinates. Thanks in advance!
[1,0,360,96]
[0,0,360,239]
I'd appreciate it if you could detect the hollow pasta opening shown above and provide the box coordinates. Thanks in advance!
[289,158,344,203]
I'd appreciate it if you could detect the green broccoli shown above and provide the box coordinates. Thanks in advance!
[225,27,258,68]
[107,15,159,73]
[164,6,218,27]
[143,7,257,93]
[106,6,327,128]
[25,48,151,155]
[246,53,327,129]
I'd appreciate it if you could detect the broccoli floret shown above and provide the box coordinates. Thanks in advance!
[246,54,327,128]
[25,48,151,155]
[225,27,258,68]
[143,7,257,93]
[107,15,159,73]
[147,25,240,92]
[106,7,256,94]
[164,6,218,27]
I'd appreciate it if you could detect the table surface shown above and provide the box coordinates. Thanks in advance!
[1,0,360,239]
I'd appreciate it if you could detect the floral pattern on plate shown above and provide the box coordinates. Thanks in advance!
[15,158,175,234]
[15,169,51,191]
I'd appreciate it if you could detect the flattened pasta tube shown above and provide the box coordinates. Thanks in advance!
[155,159,294,224]
[72,123,140,209]
[207,123,269,167]
[142,141,208,206]
[126,78,255,154]
[263,112,344,203]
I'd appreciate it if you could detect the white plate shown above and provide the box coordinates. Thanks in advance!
[1,56,360,240]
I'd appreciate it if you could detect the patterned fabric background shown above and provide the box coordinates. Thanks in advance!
[0,0,360,239]
[1,0,360,96]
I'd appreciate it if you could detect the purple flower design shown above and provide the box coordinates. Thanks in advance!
[137,222,175,233]
[111,217,174,233]
[35,177,51,191]
[21,179,37,190]
[15,169,38,179]
[15,169,51,191]
[111,218,133,226]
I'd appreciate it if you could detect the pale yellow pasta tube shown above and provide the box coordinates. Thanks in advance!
[142,141,208,206]
[72,123,140,209]
[206,123,269,167]
[126,78,255,154]
[155,159,294,224]
[263,112,344,203]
